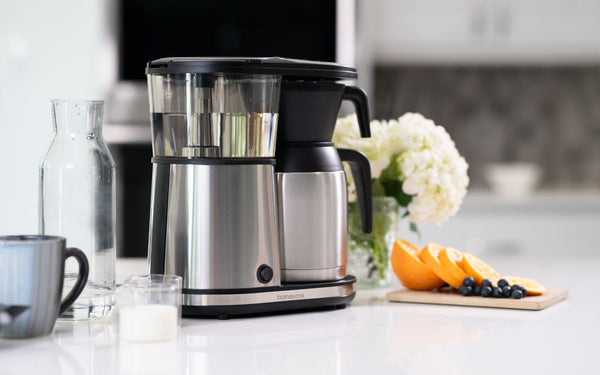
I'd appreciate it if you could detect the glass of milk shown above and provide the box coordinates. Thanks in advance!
[117,274,182,342]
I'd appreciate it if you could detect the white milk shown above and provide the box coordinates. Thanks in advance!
[119,304,179,342]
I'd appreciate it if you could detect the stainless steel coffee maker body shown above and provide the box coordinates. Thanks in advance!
[150,162,281,290]
[147,63,282,294]
[146,58,371,318]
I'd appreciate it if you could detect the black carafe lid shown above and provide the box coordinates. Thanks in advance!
[277,82,370,144]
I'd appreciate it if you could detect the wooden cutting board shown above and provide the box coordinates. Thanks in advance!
[385,287,568,311]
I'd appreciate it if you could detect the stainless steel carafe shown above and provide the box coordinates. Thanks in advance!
[276,81,372,282]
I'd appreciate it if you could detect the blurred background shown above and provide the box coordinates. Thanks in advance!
[1,0,599,259]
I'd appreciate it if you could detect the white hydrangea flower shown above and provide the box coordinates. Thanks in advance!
[333,112,470,225]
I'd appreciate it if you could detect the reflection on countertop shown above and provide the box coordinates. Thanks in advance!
[0,256,599,374]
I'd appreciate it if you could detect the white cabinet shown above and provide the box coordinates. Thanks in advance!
[399,192,600,258]
[369,0,600,64]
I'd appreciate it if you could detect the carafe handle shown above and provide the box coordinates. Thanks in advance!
[342,86,371,138]
[337,148,372,234]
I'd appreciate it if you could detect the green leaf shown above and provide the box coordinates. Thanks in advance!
[378,155,414,208]
[379,154,401,183]
[371,179,386,197]
[409,222,418,233]
[409,222,422,241]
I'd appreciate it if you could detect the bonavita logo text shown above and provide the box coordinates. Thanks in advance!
[277,293,305,301]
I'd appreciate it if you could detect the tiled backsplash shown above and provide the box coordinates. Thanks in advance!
[374,66,600,189]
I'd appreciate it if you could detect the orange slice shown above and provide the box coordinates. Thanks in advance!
[503,276,546,296]
[390,239,445,290]
[438,247,469,285]
[418,243,463,289]
[459,253,501,286]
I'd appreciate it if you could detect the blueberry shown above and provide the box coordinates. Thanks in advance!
[512,284,527,297]
[481,279,493,288]
[481,286,493,297]
[502,286,512,298]
[473,286,482,296]
[498,279,509,288]
[511,289,523,299]
[492,287,503,298]
[462,277,475,288]
[458,285,473,296]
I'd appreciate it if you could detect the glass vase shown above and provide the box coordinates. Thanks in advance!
[347,196,399,289]
[39,99,116,320]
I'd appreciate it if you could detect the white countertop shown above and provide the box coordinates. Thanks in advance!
[1,255,598,375]
[462,190,600,211]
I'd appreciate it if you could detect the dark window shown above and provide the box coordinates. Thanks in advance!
[120,0,337,80]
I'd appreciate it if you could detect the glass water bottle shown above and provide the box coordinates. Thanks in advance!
[39,99,116,320]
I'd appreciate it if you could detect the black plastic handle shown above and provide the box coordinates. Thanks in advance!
[338,148,372,234]
[59,248,90,316]
[342,86,371,138]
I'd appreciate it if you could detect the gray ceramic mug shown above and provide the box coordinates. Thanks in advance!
[0,235,89,338]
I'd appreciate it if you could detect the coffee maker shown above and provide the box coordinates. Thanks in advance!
[146,57,372,318]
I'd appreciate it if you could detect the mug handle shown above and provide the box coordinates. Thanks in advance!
[59,248,90,316]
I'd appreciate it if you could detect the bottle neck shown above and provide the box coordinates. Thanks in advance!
[51,100,104,138]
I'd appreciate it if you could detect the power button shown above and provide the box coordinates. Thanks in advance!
[256,264,273,284]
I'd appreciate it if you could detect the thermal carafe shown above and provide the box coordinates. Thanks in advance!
[276,81,372,282]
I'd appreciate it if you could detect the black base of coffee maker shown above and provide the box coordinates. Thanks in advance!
[181,276,356,319]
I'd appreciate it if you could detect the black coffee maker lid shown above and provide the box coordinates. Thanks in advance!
[145,57,357,80]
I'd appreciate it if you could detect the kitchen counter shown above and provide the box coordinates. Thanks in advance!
[411,191,600,260]
[0,255,598,375]
[453,190,600,216]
